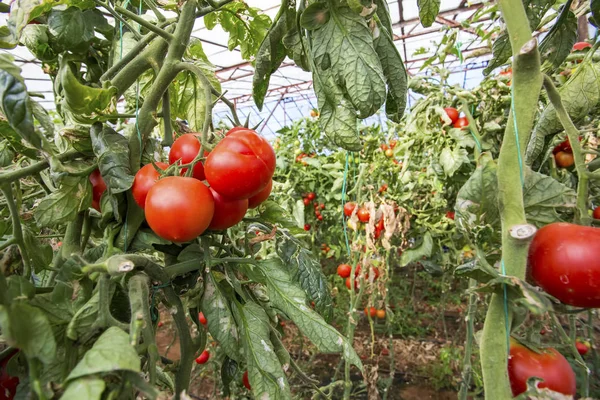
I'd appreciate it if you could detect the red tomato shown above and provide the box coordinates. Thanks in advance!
[304,224,311,231]
[453,117,469,129]
[307,192,316,200]
[445,211,455,220]
[319,203,325,210]
[357,208,370,223]
[205,129,275,200]
[157,321,164,328]
[145,177,215,242]
[380,144,389,151]
[337,264,352,278]
[343,202,356,217]
[552,139,572,155]
[242,370,251,390]
[376,309,386,319]
[443,107,459,124]
[132,162,169,209]
[389,140,397,149]
[247,180,272,209]
[576,340,590,356]
[195,350,210,364]
[376,218,385,231]
[573,41,592,51]
[594,207,600,220]
[499,68,512,77]
[528,223,600,307]
[303,198,311,206]
[508,341,576,397]
[0,350,19,400]
[345,277,357,290]
[208,187,248,230]
[169,133,208,180]
[364,307,377,318]
[225,126,248,136]
[381,347,390,356]
[317,215,323,221]
[89,169,107,212]
[378,184,388,193]
[555,151,574,168]
[198,312,207,326]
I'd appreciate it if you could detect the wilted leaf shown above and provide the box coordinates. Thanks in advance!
[90,123,135,194]
[60,60,116,115]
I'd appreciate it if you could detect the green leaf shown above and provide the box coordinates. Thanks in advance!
[539,9,577,72]
[174,62,220,132]
[34,176,92,227]
[23,228,53,272]
[300,2,329,30]
[90,123,135,194]
[375,20,408,122]
[21,24,56,62]
[439,146,469,177]
[483,31,511,75]
[220,356,238,397]
[523,168,576,226]
[417,0,440,27]
[400,232,433,266]
[311,5,386,119]
[0,302,56,364]
[475,276,553,315]
[61,378,106,400]
[0,120,38,158]
[66,290,99,340]
[29,286,75,325]
[48,7,94,50]
[454,260,499,284]
[524,0,555,30]
[292,199,306,227]
[0,140,15,167]
[233,301,291,399]
[59,60,116,115]
[283,23,310,72]
[259,200,303,232]
[276,232,333,321]
[67,327,141,381]
[253,3,295,110]
[244,259,362,370]
[201,272,241,361]
[5,276,35,301]
[0,69,46,151]
[592,0,600,26]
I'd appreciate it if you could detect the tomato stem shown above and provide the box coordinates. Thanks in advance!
[1,183,31,280]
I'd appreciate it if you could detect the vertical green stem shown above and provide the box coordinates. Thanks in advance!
[1,183,31,279]
[458,278,478,400]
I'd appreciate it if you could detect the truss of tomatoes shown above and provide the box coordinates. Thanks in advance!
[131,128,275,242]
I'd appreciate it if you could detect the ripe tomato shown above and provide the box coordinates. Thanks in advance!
[364,307,377,318]
[376,309,386,319]
[307,192,316,200]
[303,198,310,206]
[528,223,600,307]
[552,139,572,155]
[243,370,251,390]
[195,350,210,364]
[317,214,323,221]
[247,180,272,209]
[573,41,592,51]
[594,207,600,220]
[169,133,208,180]
[208,188,248,230]
[225,126,248,136]
[0,350,19,400]
[576,340,590,356]
[89,169,107,212]
[337,264,352,278]
[198,312,207,326]
[555,151,574,168]
[376,219,385,231]
[445,211,455,220]
[145,177,215,242]
[389,140,397,149]
[343,202,357,217]
[205,129,275,200]
[443,107,459,124]
[384,149,394,158]
[310,109,319,117]
[319,203,325,210]
[345,277,358,290]
[453,117,469,129]
[508,340,576,397]
[304,224,311,231]
[380,144,389,151]
[132,162,169,209]
[357,208,370,223]
[381,347,390,356]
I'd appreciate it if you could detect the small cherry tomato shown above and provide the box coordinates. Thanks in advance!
[132,162,169,209]
[446,211,455,220]
[357,208,370,223]
[343,202,357,217]
[555,151,574,168]
[453,117,469,129]
[378,184,388,193]
[443,107,459,124]
[364,307,377,318]
[304,224,311,231]
[389,140,397,149]
[195,350,210,364]
[385,149,394,158]
[380,144,389,151]
[576,340,590,356]
[307,192,316,200]
[89,169,107,212]
[317,215,323,221]
[337,264,352,278]
[243,370,251,390]
[376,309,386,319]
[303,198,311,206]
[198,312,207,326]
[0,349,19,400]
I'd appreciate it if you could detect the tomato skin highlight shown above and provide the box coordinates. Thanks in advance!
[343,202,357,217]
[132,162,168,209]
[208,187,248,230]
[443,107,459,124]
[357,208,370,223]
[555,151,574,168]
[528,223,600,307]
[453,117,469,129]
[169,133,207,180]
[242,370,251,390]
[0,350,19,400]
[205,129,275,200]
[337,264,352,278]
[198,312,207,326]
[508,341,576,397]
[195,350,210,364]
[89,169,107,211]
[145,177,215,242]
[247,179,272,209]
[594,207,600,220]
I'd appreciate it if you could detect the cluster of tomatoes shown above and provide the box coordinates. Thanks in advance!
[552,137,578,168]
[336,263,380,291]
[363,306,386,320]
[343,202,386,239]
[295,152,315,165]
[128,128,275,242]
[443,107,469,129]
[379,140,397,158]
[303,192,325,221]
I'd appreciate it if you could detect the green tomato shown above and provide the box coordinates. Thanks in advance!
[294,149,302,156]
[294,140,301,147]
